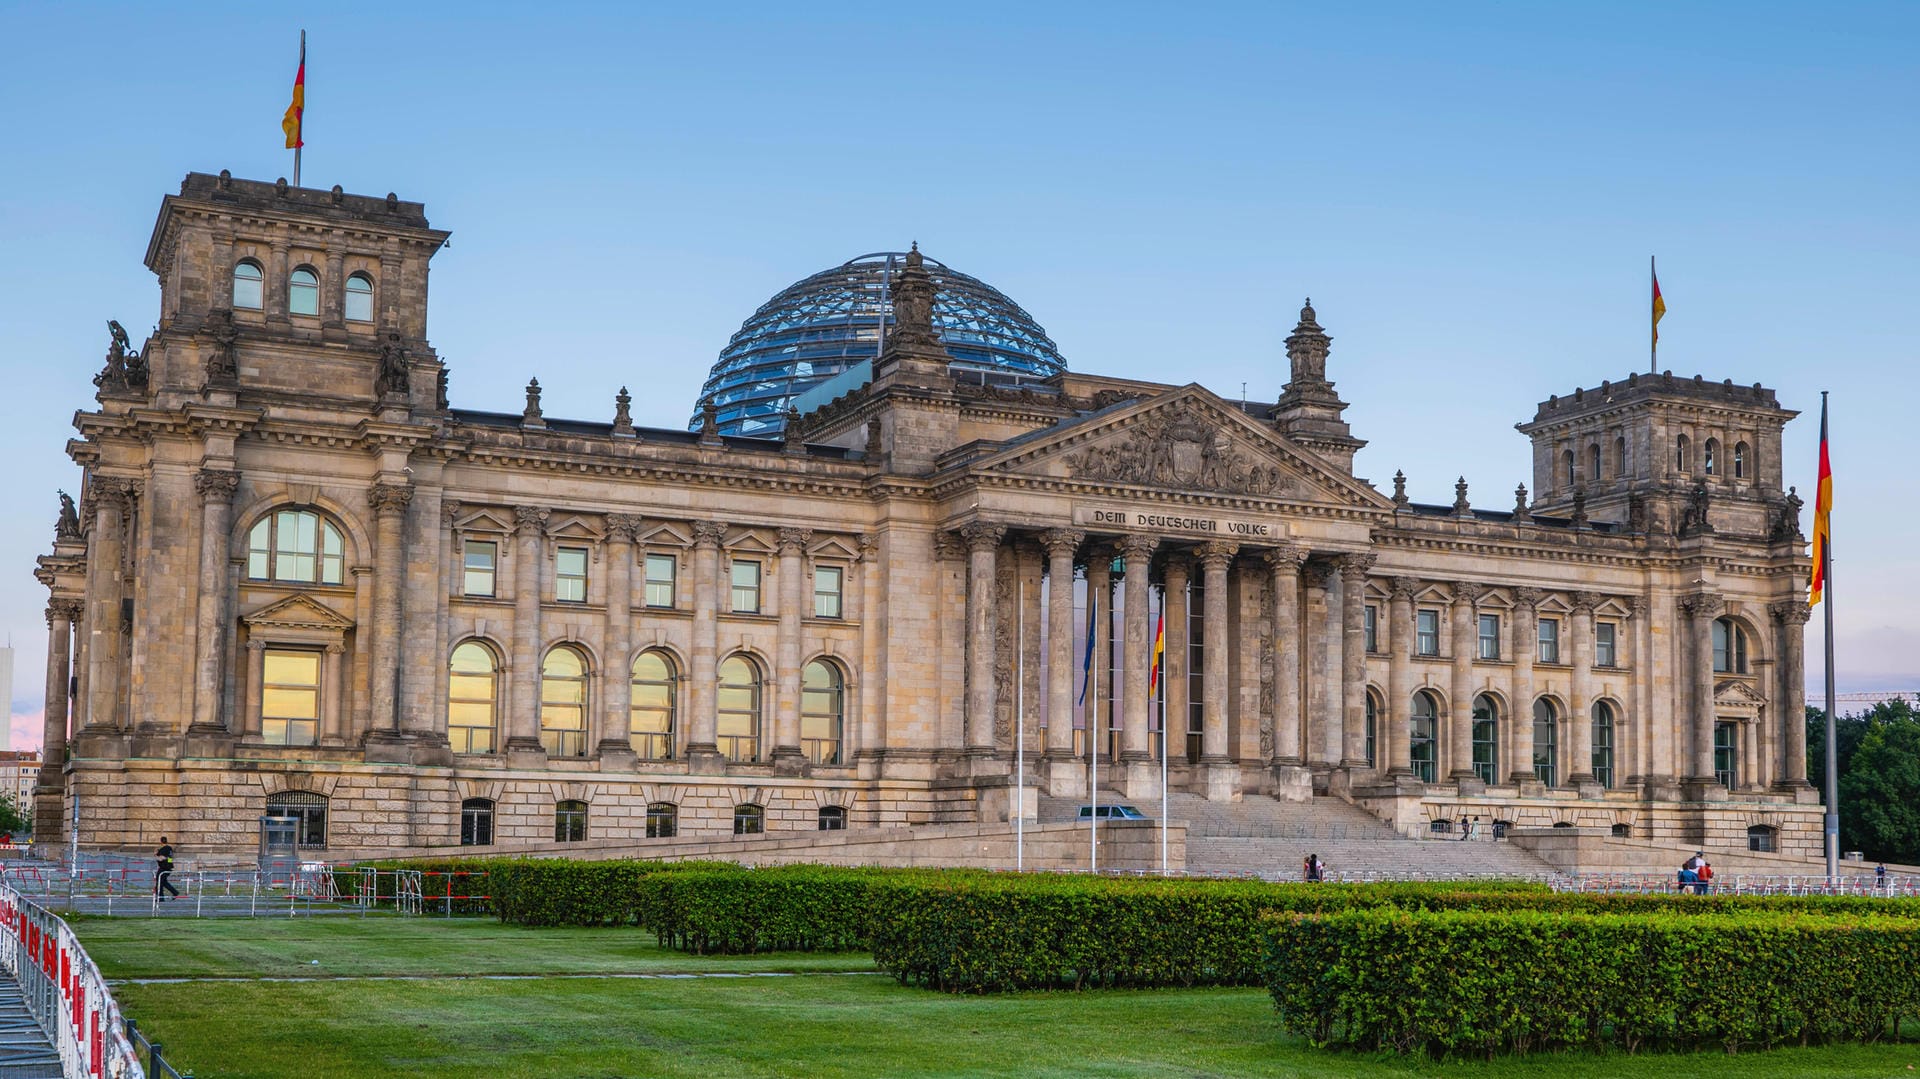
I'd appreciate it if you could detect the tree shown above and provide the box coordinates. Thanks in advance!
[0,792,29,838]
[1807,699,1920,864]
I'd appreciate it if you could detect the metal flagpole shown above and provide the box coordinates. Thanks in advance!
[1016,580,1025,872]
[1821,391,1839,881]
[293,30,305,189]
[1089,591,1099,874]
[1650,255,1656,375]
[1160,609,1169,877]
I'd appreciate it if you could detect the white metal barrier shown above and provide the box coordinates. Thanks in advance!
[0,881,143,1078]
[1550,872,1920,897]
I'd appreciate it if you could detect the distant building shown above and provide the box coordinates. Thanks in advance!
[0,642,12,752]
[0,752,39,825]
[33,172,1821,860]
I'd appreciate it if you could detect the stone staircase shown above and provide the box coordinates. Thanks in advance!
[1039,791,1559,881]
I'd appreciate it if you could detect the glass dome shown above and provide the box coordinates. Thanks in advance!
[690,251,1067,437]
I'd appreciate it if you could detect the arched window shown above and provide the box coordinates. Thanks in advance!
[1703,438,1719,475]
[1711,618,1749,674]
[1615,436,1628,475]
[448,642,499,754]
[1676,434,1691,473]
[247,508,346,585]
[733,803,764,835]
[818,805,847,831]
[1410,691,1439,783]
[1592,700,1616,789]
[1747,824,1776,853]
[1610,822,1632,838]
[1733,441,1749,480]
[460,798,494,846]
[800,659,844,764]
[630,650,677,760]
[1561,449,1575,487]
[539,646,589,758]
[261,649,321,746]
[265,791,327,848]
[1363,692,1379,768]
[646,802,677,839]
[289,266,320,316]
[1471,694,1499,785]
[554,800,588,843]
[1587,444,1602,483]
[344,272,374,322]
[1533,699,1559,786]
[232,260,264,309]
[717,655,763,762]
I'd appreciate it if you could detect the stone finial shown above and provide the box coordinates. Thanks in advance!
[612,387,635,436]
[863,418,883,456]
[1284,297,1332,388]
[522,378,545,427]
[783,407,806,455]
[1571,487,1590,531]
[1513,483,1531,525]
[1452,477,1472,518]
[1392,470,1409,510]
[698,402,722,446]
[889,243,938,346]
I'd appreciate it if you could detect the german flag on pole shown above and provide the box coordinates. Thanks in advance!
[1652,264,1667,348]
[1809,394,1833,605]
[1147,610,1166,703]
[282,34,306,149]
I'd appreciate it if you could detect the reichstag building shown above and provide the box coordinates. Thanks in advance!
[33,172,1820,858]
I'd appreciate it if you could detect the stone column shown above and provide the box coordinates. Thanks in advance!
[366,483,414,743]
[1085,547,1113,764]
[1568,592,1600,791]
[1386,577,1417,779]
[243,640,267,738]
[772,527,813,773]
[505,506,549,757]
[1118,535,1157,766]
[599,514,643,765]
[1683,592,1726,790]
[1508,588,1539,786]
[1339,554,1376,773]
[1304,560,1339,775]
[961,523,1006,759]
[190,469,240,734]
[1771,599,1813,790]
[323,642,347,744]
[1039,528,1084,795]
[40,601,77,775]
[1267,546,1308,786]
[1195,541,1238,800]
[855,533,882,769]
[1448,582,1483,790]
[82,482,133,733]
[1164,554,1191,763]
[685,521,726,771]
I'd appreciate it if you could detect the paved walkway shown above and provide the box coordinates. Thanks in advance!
[0,976,61,1079]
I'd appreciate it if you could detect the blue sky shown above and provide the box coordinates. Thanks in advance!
[1,2,1915,747]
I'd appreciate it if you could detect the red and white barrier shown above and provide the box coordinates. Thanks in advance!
[0,881,142,1078]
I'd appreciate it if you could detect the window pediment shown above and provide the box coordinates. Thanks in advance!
[243,593,355,634]
[1713,678,1767,718]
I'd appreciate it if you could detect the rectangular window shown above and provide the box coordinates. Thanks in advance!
[1538,617,1561,664]
[644,553,677,609]
[814,565,844,619]
[460,803,494,846]
[462,541,496,597]
[1714,722,1738,788]
[1478,613,1501,660]
[261,649,321,747]
[1363,605,1378,653]
[1595,622,1618,668]
[1416,609,1440,656]
[555,546,588,603]
[731,559,762,613]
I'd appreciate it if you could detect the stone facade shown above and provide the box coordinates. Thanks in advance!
[32,173,1821,860]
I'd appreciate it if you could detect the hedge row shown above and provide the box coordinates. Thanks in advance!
[1266,907,1920,1055]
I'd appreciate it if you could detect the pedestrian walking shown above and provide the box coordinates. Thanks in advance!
[1458,814,1470,840]
[1304,853,1324,883]
[1468,817,1482,841]
[155,836,181,900]
[1696,859,1713,895]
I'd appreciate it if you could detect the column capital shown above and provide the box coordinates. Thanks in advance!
[776,527,814,554]
[1303,558,1339,587]
[193,468,241,504]
[47,598,84,623]
[1194,541,1239,570]
[1680,591,1725,619]
[513,505,550,534]
[605,513,645,543]
[1337,552,1376,582]
[1037,527,1085,559]
[1570,591,1602,615]
[959,522,1006,553]
[933,532,966,562]
[689,520,727,549]
[1512,585,1540,610]
[1390,576,1422,601]
[91,477,140,511]
[1771,598,1812,625]
[1260,542,1310,573]
[440,498,464,526]
[1116,534,1158,560]
[367,482,414,516]
[1450,581,1485,607]
[1629,594,1650,615]
[246,639,268,653]
[857,532,879,561]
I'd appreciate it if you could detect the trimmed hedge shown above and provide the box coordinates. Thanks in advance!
[1265,907,1920,1055]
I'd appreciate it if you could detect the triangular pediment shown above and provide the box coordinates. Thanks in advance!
[973,385,1392,510]
[1714,679,1768,708]
[242,593,355,630]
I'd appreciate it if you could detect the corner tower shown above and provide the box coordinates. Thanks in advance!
[1269,300,1364,474]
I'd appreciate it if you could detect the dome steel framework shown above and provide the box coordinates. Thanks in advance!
[690,251,1067,437]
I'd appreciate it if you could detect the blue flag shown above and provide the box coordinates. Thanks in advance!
[1078,593,1097,705]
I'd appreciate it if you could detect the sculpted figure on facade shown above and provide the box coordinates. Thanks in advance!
[54,492,80,541]
[202,307,240,388]
[1065,399,1296,496]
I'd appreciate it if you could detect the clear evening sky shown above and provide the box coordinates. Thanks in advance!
[1,2,1914,750]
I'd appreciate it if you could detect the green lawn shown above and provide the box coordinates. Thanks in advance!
[79,918,1920,1079]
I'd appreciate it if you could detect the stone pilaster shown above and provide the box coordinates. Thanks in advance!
[189,468,239,735]
[1086,546,1114,770]
[364,482,414,754]
[1771,599,1813,793]
[1195,541,1239,800]
[1163,553,1191,767]
[961,523,1006,761]
[1448,581,1484,791]
[34,599,80,841]
[81,480,134,735]
[1303,559,1339,780]
[1266,546,1309,795]
[598,514,643,767]
[1339,553,1376,773]
[772,526,813,775]
[1681,591,1727,796]
[1567,592,1602,793]
[504,505,549,763]
[684,521,726,773]
[1508,588,1539,788]
[1039,528,1084,796]
[1386,577,1417,780]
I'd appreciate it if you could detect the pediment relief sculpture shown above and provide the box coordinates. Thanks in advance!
[1061,400,1302,497]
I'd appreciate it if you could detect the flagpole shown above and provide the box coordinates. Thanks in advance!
[1016,580,1025,872]
[1090,589,1099,874]
[1649,255,1656,374]
[1159,620,1169,878]
[294,30,305,188]
[1820,391,1838,881]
